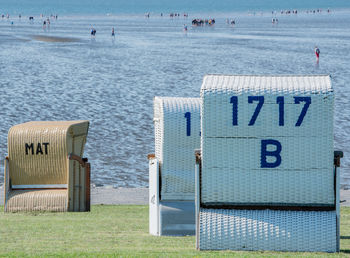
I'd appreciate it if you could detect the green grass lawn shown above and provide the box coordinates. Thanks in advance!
[0,205,349,257]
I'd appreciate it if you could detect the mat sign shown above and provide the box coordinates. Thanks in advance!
[25,142,50,155]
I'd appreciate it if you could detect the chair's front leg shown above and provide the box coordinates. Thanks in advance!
[334,150,343,252]
[4,157,10,210]
[67,154,91,212]
[195,150,201,249]
[148,154,159,235]
[83,160,91,212]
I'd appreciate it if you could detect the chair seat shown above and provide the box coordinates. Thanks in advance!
[159,201,195,235]
[6,189,68,212]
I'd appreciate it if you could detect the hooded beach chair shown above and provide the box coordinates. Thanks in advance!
[196,75,343,252]
[4,121,91,212]
[148,97,200,236]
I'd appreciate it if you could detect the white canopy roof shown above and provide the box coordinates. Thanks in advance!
[201,75,332,94]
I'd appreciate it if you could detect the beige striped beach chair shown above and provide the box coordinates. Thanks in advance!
[4,121,90,212]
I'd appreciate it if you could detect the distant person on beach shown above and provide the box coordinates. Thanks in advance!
[112,27,115,36]
[183,24,187,32]
[91,28,96,36]
[315,46,320,61]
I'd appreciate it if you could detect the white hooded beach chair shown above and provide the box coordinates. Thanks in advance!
[196,75,343,252]
[4,121,91,212]
[149,97,200,236]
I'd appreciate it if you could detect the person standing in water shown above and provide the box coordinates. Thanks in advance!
[314,46,320,61]
[91,27,96,36]
[112,27,115,36]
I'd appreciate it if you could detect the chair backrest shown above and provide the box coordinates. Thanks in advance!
[8,121,89,188]
[154,97,201,201]
[200,75,334,206]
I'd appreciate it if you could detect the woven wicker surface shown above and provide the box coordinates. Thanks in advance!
[6,189,67,212]
[154,97,200,201]
[198,208,336,252]
[201,75,332,93]
[201,138,333,205]
[8,120,89,186]
[200,75,334,205]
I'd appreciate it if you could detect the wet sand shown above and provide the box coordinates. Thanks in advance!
[32,35,80,42]
[0,185,349,206]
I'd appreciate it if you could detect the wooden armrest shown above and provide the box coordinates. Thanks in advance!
[195,149,201,164]
[148,154,156,160]
[68,154,89,167]
[334,151,343,167]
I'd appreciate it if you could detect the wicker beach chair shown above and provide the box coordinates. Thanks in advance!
[4,121,91,212]
[149,97,201,235]
[196,75,343,252]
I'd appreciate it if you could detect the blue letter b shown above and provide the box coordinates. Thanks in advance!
[261,139,282,168]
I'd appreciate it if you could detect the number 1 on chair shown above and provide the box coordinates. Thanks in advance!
[184,112,191,136]
[230,96,238,126]
[277,96,284,126]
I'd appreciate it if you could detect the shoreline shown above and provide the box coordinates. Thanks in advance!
[0,185,349,206]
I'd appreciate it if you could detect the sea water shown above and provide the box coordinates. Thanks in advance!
[0,1,349,188]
